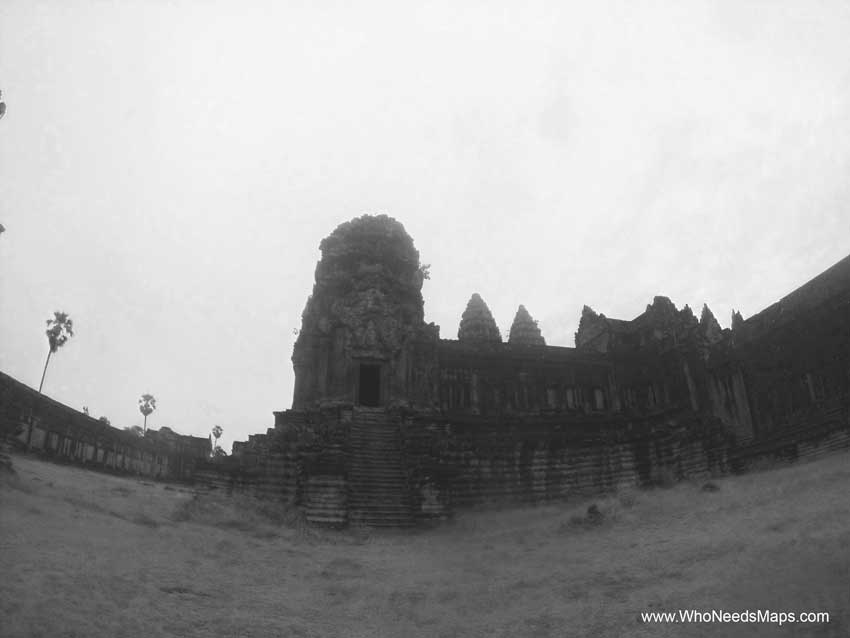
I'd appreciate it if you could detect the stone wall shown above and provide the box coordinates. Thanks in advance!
[436,341,614,415]
[215,401,848,526]
[726,274,850,438]
[402,403,848,521]
[0,371,209,480]
[435,339,757,442]
[196,408,349,521]
[398,408,734,520]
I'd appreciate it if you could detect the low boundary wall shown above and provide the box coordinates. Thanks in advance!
[0,371,209,480]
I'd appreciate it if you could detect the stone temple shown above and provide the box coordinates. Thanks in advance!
[225,214,850,526]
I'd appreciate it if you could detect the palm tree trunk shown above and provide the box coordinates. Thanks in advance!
[38,350,52,393]
[143,413,147,435]
[29,350,53,450]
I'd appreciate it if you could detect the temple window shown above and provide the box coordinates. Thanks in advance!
[593,387,606,411]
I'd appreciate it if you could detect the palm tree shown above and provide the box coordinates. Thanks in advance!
[211,425,223,455]
[139,394,156,434]
[39,311,74,393]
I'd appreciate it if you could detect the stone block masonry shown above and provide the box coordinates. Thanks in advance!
[213,401,848,526]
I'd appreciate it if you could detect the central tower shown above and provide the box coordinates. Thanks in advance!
[291,214,438,410]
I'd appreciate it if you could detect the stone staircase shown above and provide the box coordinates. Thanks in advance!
[347,407,414,527]
[303,474,348,526]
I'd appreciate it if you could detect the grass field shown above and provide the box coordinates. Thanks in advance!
[1,451,848,638]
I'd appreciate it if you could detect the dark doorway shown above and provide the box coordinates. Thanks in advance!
[359,364,381,406]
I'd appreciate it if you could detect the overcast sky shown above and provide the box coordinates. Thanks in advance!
[1,1,848,450]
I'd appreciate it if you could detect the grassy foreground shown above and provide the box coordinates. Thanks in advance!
[1,451,848,638]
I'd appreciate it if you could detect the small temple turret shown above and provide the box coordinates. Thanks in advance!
[458,293,502,343]
[731,309,744,331]
[700,303,723,344]
[508,304,545,346]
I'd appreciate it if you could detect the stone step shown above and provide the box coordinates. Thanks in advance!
[305,515,347,526]
[348,431,397,437]
[350,499,413,510]
[351,517,415,528]
[349,508,413,517]
[305,518,348,525]
[349,469,405,476]
[349,476,407,482]
[348,478,407,486]
[348,426,399,438]
[349,471,405,478]
[304,495,347,503]
[348,505,412,514]
[349,442,398,448]
[349,447,402,454]
[345,412,413,527]
[349,483,406,489]
[348,489,410,499]
[348,443,402,451]
[307,476,345,487]
[350,451,402,457]
[349,495,409,503]
[348,461,405,470]
[349,456,402,464]
[349,452,404,460]
[349,492,408,499]
[348,482,410,491]
[348,498,411,507]
[349,511,413,519]
[349,424,396,429]
[349,442,398,447]
[348,488,409,496]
